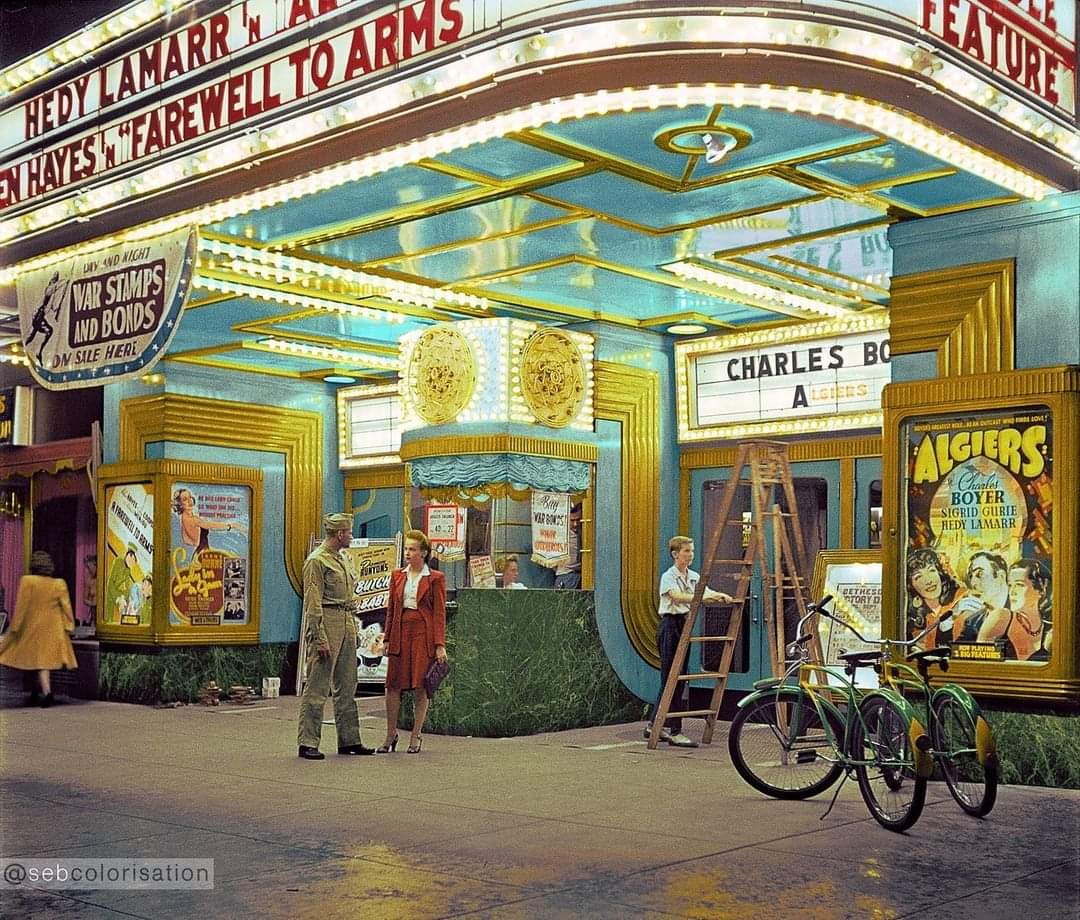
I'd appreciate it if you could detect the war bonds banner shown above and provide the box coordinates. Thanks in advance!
[901,406,1052,664]
[16,227,196,389]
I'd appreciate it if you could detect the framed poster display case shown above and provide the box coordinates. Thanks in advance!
[810,550,883,689]
[96,460,262,645]
[882,367,1080,704]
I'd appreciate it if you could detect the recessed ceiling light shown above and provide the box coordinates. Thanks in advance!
[667,323,708,335]
[323,375,357,384]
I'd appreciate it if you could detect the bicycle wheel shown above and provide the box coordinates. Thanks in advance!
[852,695,927,832]
[932,692,998,817]
[728,691,844,800]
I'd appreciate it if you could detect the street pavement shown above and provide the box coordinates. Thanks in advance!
[0,694,1076,919]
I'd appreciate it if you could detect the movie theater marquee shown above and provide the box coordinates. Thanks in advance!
[675,317,892,441]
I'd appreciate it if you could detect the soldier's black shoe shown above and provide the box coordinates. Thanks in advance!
[337,743,376,755]
[298,746,325,760]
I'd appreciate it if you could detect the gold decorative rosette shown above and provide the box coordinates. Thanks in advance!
[407,325,477,424]
[520,329,586,428]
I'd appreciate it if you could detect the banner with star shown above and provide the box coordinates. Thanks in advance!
[16,227,196,389]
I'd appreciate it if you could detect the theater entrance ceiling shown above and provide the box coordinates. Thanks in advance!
[6,98,1064,382]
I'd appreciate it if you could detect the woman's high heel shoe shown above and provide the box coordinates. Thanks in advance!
[376,734,398,754]
[406,736,423,754]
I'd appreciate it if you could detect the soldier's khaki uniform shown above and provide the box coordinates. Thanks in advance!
[297,542,361,749]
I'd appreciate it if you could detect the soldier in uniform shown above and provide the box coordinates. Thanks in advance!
[297,512,374,759]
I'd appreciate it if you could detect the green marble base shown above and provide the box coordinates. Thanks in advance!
[99,644,288,704]
[400,589,642,737]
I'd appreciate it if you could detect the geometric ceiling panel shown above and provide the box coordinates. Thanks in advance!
[309,198,576,267]
[695,198,887,258]
[875,171,1020,213]
[798,142,955,189]
[435,136,576,179]
[205,164,483,243]
[543,171,816,230]
[531,106,880,180]
[382,221,604,282]
[271,312,429,345]
[473,261,776,322]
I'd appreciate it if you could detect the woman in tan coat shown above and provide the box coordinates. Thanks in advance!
[0,551,77,707]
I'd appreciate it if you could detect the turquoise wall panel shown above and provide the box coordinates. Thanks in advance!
[889,192,1080,379]
[104,364,343,645]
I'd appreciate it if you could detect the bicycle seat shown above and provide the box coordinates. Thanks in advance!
[839,650,882,671]
[907,646,950,673]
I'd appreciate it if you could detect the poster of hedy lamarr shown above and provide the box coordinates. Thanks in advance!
[16,227,196,389]
[901,407,1052,664]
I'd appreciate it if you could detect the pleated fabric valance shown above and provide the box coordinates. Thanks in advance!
[409,453,590,494]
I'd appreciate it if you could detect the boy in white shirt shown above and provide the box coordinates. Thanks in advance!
[646,535,731,747]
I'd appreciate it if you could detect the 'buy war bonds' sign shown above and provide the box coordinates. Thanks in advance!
[16,227,196,389]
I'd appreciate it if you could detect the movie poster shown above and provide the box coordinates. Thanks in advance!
[343,539,399,683]
[168,481,251,628]
[901,407,1052,664]
[102,483,154,627]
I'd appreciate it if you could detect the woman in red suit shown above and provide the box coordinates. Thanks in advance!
[379,529,448,754]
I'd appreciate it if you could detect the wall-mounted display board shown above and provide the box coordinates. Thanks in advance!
[96,460,261,645]
[882,367,1079,704]
[810,550,883,689]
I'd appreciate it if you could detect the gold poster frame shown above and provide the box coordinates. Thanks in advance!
[96,460,263,645]
[882,366,1079,704]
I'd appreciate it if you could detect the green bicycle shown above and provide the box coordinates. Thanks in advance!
[879,641,998,817]
[728,597,998,828]
[728,597,934,832]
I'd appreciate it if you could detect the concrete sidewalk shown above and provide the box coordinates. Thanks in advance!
[1,695,1076,919]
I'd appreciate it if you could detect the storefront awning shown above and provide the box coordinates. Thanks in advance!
[0,437,91,480]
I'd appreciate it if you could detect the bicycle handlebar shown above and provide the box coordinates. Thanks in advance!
[798,597,952,660]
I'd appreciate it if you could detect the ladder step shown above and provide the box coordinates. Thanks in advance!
[689,635,738,643]
[676,672,728,681]
[666,709,717,718]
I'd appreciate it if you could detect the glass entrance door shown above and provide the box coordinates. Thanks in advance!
[690,460,840,690]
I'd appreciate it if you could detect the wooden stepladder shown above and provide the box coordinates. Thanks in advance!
[647,441,818,749]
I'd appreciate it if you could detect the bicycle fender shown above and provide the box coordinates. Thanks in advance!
[735,687,845,728]
[861,690,934,779]
[933,685,998,767]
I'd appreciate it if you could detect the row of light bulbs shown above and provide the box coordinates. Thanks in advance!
[0,8,1068,267]
[677,410,884,442]
[0,0,191,94]
[259,336,399,370]
[199,238,488,313]
[196,273,403,325]
[667,261,855,319]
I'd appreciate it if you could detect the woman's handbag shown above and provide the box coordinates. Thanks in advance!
[423,658,450,696]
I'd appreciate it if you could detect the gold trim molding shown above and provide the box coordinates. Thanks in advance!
[595,361,661,668]
[118,393,322,596]
[889,260,1015,377]
[399,435,597,463]
[344,468,407,492]
[885,366,1080,409]
[680,435,882,470]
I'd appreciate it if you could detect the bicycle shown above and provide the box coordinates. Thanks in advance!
[803,599,998,817]
[876,640,998,817]
[727,597,933,832]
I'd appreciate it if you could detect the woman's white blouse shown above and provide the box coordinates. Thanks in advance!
[403,564,430,609]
